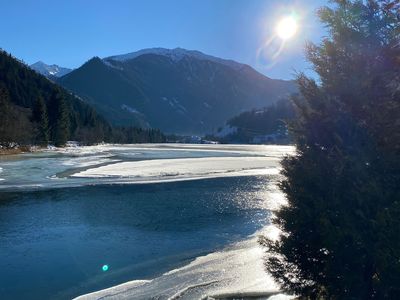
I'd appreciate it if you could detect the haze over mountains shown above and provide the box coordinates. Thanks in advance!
[55,48,297,134]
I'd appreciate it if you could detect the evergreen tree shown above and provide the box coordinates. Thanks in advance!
[32,96,49,146]
[52,91,70,147]
[0,86,34,145]
[0,86,12,144]
[260,1,400,299]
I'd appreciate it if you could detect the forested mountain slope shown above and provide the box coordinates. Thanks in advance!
[58,48,297,134]
[0,50,165,146]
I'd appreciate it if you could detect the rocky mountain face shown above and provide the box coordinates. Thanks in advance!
[30,61,72,78]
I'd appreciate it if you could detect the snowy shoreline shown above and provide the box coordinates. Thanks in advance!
[74,227,292,300]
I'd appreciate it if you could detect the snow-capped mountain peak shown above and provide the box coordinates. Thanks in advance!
[30,61,72,78]
[104,47,244,70]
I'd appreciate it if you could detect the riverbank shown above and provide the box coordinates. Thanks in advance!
[74,228,292,300]
[0,148,22,155]
[0,145,41,156]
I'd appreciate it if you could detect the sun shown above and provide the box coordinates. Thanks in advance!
[276,16,298,40]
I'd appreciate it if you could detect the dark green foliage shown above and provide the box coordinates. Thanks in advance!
[228,99,295,131]
[32,96,49,146]
[0,85,33,145]
[215,98,295,143]
[110,127,166,144]
[260,1,400,299]
[0,49,111,145]
[49,90,70,147]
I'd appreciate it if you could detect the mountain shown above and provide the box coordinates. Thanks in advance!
[0,50,166,146]
[0,50,113,146]
[106,47,244,70]
[58,48,297,134]
[30,61,72,78]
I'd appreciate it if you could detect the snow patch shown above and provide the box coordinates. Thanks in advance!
[30,61,72,77]
[216,125,238,138]
[71,156,280,182]
[121,104,140,114]
[103,59,124,70]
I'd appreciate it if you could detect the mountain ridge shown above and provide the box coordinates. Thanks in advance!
[58,48,297,134]
[30,61,72,78]
[105,47,245,71]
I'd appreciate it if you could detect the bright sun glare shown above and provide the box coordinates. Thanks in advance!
[276,16,298,40]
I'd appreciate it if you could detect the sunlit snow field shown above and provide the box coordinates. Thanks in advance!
[0,144,294,300]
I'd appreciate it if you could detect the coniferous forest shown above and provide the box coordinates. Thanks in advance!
[211,98,295,144]
[0,50,166,148]
[260,1,400,299]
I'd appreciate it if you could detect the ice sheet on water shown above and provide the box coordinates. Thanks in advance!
[71,156,282,182]
[74,226,293,300]
[0,144,295,190]
[61,155,119,168]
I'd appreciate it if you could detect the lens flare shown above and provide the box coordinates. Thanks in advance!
[256,36,285,69]
[276,16,298,40]
[102,264,109,272]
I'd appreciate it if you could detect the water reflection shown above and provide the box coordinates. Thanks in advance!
[0,176,272,300]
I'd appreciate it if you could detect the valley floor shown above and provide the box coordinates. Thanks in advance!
[0,144,294,300]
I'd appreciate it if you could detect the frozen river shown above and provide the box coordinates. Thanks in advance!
[0,144,294,299]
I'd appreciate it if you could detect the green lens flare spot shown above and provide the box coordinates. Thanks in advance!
[102,264,109,272]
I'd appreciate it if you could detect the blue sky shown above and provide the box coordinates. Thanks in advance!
[0,0,328,80]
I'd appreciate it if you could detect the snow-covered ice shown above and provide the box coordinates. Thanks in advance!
[0,144,294,190]
[74,225,293,300]
[71,156,281,182]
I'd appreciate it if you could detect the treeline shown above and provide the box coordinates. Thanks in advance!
[261,1,400,299]
[109,127,165,144]
[209,98,295,143]
[0,50,165,147]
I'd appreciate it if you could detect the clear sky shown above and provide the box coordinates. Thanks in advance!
[0,0,328,80]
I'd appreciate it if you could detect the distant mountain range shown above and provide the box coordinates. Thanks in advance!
[30,61,72,78]
[55,48,297,134]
